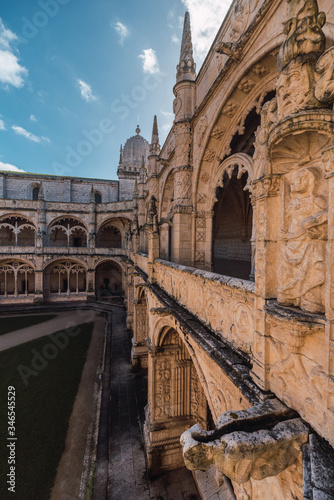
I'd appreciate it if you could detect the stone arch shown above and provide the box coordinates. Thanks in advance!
[211,155,254,279]
[96,217,130,249]
[0,214,36,247]
[0,258,35,298]
[146,322,208,475]
[95,258,124,302]
[48,216,88,248]
[194,50,280,205]
[43,258,87,300]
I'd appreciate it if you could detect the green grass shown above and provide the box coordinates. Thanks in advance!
[0,314,57,336]
[0,322,93,500]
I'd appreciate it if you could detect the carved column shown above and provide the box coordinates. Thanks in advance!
[172,163,193,266]
[251,175,281,391]
[132,300,149,369]
[322,145,334,415]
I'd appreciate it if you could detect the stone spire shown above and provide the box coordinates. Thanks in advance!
[119,145,123,164]
[150,115,160,155]
[176,11,196,83]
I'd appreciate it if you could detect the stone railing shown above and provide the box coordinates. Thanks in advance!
[154,259,256,354]
[0,246,128,258]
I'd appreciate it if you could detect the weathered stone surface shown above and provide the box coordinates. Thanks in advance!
[180,400,308,484]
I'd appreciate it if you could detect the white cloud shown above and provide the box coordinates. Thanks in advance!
[138,49,160,74]
[0,18,28,88]
[77,79,97,102]
[12,125,50,144]
[171,35,179,44]
[113,21,129,45]
[0,119,5,130]
[181,0,232,63]
[30,114,37,122]
[0,161,25,172]
[160,110,173,132]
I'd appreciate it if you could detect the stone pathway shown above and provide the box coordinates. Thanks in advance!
[0,309,96,352]
[108,308,199,500]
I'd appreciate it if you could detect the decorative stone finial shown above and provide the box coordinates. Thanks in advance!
[150,115,160,155]
[176,11,196,83]
[119,145,123,164]
[136,125,141,135]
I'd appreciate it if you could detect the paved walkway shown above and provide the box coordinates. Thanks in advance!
[0,309,96,352]
[108,308,199,500]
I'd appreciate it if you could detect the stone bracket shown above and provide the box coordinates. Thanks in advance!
[180,399,309,484]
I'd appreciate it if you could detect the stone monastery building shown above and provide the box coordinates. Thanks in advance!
[1,0,334,498]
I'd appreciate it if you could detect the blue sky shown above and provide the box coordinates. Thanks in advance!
[0,0,232,180]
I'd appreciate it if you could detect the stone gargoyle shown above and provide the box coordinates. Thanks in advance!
[180,399,309,484]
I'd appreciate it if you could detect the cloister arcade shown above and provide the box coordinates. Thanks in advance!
[0,259,35,298]
[95,260,123,300]
[44,260,87,299]
[49,217,88,248]
[0,216,36,247]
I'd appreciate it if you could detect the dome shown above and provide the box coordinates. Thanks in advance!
[122,125,149,167]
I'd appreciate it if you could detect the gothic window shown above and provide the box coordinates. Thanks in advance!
[32,187,40,200]
[95,192,102,204]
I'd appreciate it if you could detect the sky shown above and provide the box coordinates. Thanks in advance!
[0,0,233,181]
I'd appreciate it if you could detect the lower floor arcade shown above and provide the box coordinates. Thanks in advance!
[0,257,125,304]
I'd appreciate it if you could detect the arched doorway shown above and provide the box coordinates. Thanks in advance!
[145,326,207,475]
[96,223,122,248]
[212,167,253,279]
[95,260,123,302]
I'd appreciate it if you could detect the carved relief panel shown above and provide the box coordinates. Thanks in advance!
[277,166,328,314]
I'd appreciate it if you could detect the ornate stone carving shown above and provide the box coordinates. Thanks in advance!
[314,46,334,104]
[196,218,206,229]
[253,175,281,199]
[276,0,326,120]
[155,358,172,419]
[197,193,208,204]
[203,149,216,162]
[196,116,208,147]
[200,172,210,184]
[195,250,205,262]
[237,77,256,93]
[222,100,239,118]
[252,63,269,77]
[211,125,226,140]
[278,167,327,313]
[229,0,250,42]
[181,400,308,484]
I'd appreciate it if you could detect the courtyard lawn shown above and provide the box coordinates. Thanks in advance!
[0,314,57,336]
[0,322,93,500]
